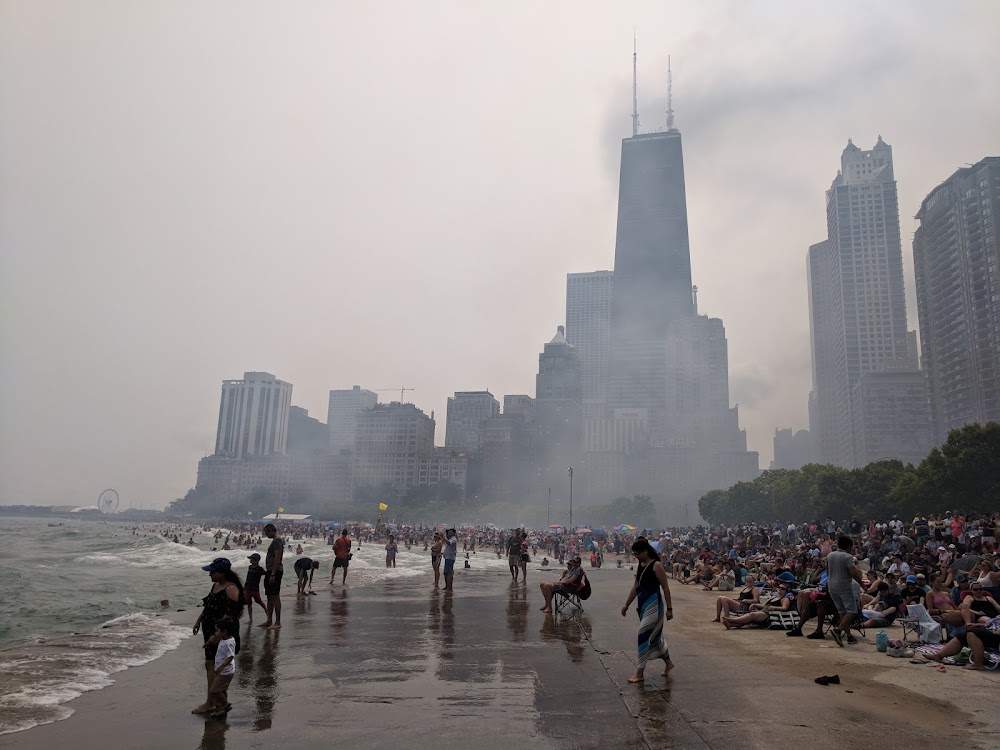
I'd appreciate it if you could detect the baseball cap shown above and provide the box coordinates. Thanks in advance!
[202,557,232,572]
[916,573,926,579]
[948,544,957,549]
[247,553,261,560]
[905,575,917,583]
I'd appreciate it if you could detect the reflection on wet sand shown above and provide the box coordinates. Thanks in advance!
[539,613,588,663]
[506,582,529,640]
[197,714,229,750]
[329,590,349,640]
[251,630,279,731]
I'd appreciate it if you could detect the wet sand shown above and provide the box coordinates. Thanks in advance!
[2,566,996,750]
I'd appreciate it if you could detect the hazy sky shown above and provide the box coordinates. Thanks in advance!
[2,1,998,508]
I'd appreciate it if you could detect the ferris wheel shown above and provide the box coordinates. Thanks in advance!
[98,489,120,514]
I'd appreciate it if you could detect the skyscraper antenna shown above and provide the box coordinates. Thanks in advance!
[666,55,675,131]
[632,31,639,137]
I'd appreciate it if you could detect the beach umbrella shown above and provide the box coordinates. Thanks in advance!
[950,554,982,572]
[575,527,592,534]
[615,524,637,532]
[549,524,563,530]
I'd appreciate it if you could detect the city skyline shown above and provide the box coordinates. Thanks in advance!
[2,2,999,507]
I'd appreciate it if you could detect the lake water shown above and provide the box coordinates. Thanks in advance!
[0,517,516,735]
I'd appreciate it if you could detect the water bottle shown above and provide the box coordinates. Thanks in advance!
[875,630,889,652]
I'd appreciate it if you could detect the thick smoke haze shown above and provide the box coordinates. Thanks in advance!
[1,1,998,508]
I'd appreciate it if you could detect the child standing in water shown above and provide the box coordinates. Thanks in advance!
[208,618,237,719]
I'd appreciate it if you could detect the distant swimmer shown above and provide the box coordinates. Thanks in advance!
[331,528,352,585]
[294,557,319,595]
[295,544,304,556]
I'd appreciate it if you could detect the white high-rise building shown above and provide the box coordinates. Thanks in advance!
[566,271,613,419]
[214,372,292,459]
[809,138,928,466]
[327,386,378,454]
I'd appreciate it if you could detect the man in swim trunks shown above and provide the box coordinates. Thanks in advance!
[331,528,351,585]
[261,523,284,629]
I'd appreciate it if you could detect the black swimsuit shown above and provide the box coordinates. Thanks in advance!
[202,586,241,659]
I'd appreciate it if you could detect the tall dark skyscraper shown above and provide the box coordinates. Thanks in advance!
[607,127,694,419]
[576,52,757,519]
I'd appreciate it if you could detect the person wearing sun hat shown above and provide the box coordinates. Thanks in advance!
[191,558,244,716]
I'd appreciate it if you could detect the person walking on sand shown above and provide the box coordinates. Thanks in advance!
[385,535,398,568]
[621,538,674,683]
[442,528,458,592]
[244,553,267,623]
[331,528,352,585]
[507,529,522,582]
[431,530,444,589]
[261,523,284,630]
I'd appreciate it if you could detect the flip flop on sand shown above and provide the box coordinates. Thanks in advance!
[936,665,946,672]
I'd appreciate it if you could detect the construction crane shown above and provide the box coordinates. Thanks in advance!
[375,386,415,403]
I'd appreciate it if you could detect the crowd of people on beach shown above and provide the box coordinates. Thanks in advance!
[655,512,1000,673]
[179,509,998,720]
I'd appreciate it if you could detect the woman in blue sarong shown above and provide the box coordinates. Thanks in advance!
[621,537,675,683]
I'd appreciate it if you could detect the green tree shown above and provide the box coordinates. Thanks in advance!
[891,422,1000,515]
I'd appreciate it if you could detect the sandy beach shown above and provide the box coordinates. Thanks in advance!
[2,564,996,750]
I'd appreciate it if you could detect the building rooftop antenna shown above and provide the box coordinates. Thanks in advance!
[632,30,639,137]
[666,55,675,131]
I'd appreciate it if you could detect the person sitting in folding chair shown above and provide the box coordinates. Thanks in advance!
[539,556,585,614]
[722,583,796,629]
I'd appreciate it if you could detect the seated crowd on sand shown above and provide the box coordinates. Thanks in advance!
[654,512,1000,671]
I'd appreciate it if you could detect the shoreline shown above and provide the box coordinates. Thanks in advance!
[2,568,996,750]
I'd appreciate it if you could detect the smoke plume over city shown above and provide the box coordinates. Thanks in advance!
[1,1,998,510]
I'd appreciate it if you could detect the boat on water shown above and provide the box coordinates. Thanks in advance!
[48,522,63,527]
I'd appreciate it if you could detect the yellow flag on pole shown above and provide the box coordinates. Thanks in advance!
[277,507,285,513]
[378,502,388,511]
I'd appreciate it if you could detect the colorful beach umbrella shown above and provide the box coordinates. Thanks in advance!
[615,524,637,531]
[549,524,563,529]
[575,527,592,534]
